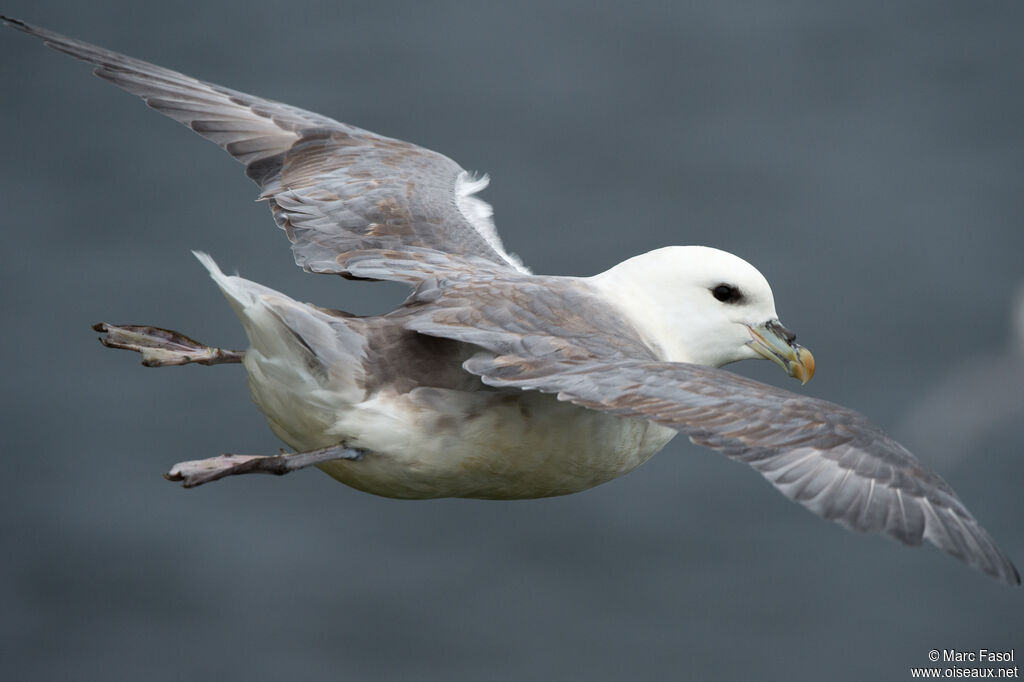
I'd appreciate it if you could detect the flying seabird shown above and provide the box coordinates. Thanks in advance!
[5,17,1018,584]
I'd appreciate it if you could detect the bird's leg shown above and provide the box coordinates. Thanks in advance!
[93,322,245,367]
[165,444,367,488]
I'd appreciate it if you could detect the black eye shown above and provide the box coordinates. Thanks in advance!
[711,284,742,303]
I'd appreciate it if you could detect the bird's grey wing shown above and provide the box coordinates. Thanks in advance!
[354,249,1019,584]
[473,356,1019,584]
[3,17,527,276]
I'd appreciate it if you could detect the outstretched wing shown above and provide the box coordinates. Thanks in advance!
[344,250,1020,584]
[472,357,1020,584]
[3,17,527,276]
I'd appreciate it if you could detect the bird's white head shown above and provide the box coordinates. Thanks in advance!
[589,245,814,382]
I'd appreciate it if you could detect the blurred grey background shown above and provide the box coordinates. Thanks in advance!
[2,1,1021,680]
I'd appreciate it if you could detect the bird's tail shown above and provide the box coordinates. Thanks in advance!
[194,251,367,449]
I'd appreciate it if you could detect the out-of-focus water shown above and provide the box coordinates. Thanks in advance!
[1,2,1021,680]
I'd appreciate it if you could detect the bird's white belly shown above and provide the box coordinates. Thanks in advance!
[271,384,676,499]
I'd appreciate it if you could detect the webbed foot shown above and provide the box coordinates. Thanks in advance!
[93,322,244,367]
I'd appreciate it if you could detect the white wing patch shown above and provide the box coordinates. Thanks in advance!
[454,171,530,273]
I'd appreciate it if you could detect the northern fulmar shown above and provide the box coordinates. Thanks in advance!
[4,17,1017,585]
